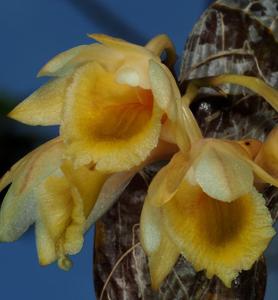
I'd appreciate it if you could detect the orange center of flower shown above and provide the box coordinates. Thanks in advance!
[195,191,246,246]
[163,180,274,286]
[165,182,250,250]
[90,86,154,141]
[64,61,163,171]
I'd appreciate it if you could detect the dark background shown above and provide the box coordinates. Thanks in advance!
[0,1,277,299]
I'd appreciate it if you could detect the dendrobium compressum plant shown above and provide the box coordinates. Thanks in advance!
[140,60,278,289]
[1,31,278,294]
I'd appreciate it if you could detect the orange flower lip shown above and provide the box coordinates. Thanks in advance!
[90,88,154,141]
[162,182,275,287]
[61,61,163,172]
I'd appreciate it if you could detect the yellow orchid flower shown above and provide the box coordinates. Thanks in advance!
[8,34,178,173]
[140,62,278,289]
[0,136,177,269]
[141,138,277,289]
[1,39,179,270]
[0,138,138,269]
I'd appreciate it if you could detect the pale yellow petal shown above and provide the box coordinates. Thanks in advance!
[220,141,278,188]
[178,83,203,145]
[148,59,193,152]
[140,199,179,290]
[162,182,275,287]
[0,154,29,192]
[194,144,254,202]
[8,77,71,125]
[140,199,162,254]
[148,233,180,290]
[62,61,163,172]
[148,151,189,207]
[148,59,178,121]
[38,45,88,77]
[176,100,202,150]
[85,170,135,228]
[0,139,63,241]
[38,44,123,77]
[35,220,57,266]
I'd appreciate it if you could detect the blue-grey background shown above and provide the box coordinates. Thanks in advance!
[0,1,277,299]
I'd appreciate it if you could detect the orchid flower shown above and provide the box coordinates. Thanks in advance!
[0,34,180,270]
[0,138,138,268]
[8,34,177,172]
[140,60,278,289]
[0,135,177,269]
[2,32,278,287]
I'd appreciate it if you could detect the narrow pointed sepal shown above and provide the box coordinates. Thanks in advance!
[140,199,179,290]
[35,220,57,266]
[38,45,89,77]
[0,139,64,242]
[147,151,189,207]
[148,59,178,121]
[8,77,71,126]
[38,44,122,77]
[148,233,180,291]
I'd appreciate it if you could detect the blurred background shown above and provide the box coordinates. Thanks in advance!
[0,0,277,299]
